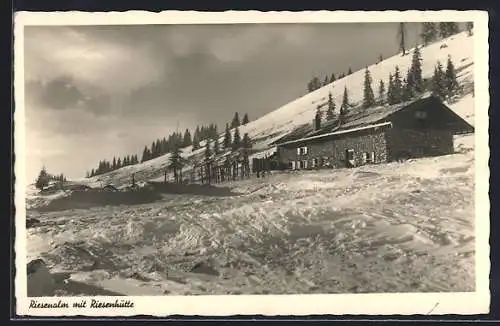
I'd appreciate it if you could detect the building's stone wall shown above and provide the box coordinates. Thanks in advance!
[278,128,388,169]
[385,128,454,161]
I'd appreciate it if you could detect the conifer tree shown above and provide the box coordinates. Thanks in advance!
[35,166,49,190]
[402,78,412,102]
[213,136,220,154]
[420,22,438,45]
[141,146,149,163]
[379,54,384,63]
[406,67,415,97]
[241,133,252,177]
[431,61,447,100]
[340,86,349,116]
[232,126,241,151]
[192,132,200,151]
[409,46,424,93]
[242,113,249,125]
[439,22,459,38]
[445,55,460,97]
[112,157,117,170]
[204,140,212,160]
[466,22,473,36]
[307,80,314,93]
[160,138,167,154]
[202,141,212,184]
[326,92,336,120]
[448,22,460,35]
[183,128,192,147]
[392,66,403,104]
[323,75,329,86]
[169,144,185,184]
[329,73,336,83]
[194,126,200,142]
[347,67,352,75]
[312,76,321,90]
[242,132,252,150]
[151,141,157,158]
[378,79,386,104]
[117,157,122,168]
[387,73,395,105]
[223,123,231,149]
[314,106,322,130]
[231,112,241,129]
[362,67,375,109]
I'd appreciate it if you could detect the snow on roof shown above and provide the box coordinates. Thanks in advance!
[275,122,393,147]
[274,92,435,145]
[340,92,434,130]
[250,147,278,159]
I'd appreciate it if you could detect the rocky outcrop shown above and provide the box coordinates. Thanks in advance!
[190,261,220,277]
[26,218,41,229]
[27,259,55,297]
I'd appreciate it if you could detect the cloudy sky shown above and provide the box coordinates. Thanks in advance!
[23,23,420,181]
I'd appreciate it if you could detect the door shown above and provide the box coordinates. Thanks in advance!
[346,149,355,168]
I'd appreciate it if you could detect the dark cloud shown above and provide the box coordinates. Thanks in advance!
[25,76,111,116]
[41,76,84,110]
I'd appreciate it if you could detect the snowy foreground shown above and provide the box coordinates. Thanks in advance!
[26,134,475,296]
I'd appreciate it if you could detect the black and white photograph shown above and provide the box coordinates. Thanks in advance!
[14,10,490,316]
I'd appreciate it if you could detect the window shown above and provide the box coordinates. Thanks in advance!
[303,160,308,169]
[296,146,309,156]
[290,161,296,170]
[415,110,427,119]
[362,152,368,164]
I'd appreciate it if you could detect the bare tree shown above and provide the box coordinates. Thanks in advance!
[398,23,407,56]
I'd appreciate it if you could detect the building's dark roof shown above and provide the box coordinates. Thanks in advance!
[273,92,473,146]
[276,122,393,147]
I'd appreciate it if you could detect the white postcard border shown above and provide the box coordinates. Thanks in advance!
[14,10,490,317]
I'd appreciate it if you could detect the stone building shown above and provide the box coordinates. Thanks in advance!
[274,93,474,170]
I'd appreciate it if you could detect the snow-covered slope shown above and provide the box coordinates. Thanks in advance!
[72,31,475,188]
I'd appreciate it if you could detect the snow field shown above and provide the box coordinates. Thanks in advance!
[27,144,474,295]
